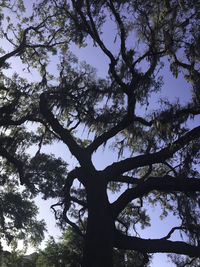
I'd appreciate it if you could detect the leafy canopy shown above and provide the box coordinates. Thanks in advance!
[0,0,200,266]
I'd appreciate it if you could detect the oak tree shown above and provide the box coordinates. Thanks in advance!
[0,0,200,266]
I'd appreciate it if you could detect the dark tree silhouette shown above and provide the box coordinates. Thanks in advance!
[0,0,200,266]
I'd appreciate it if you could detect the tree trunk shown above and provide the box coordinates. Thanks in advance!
[82,176,114,267]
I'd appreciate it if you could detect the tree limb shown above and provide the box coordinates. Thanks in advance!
[70,196,87,208]
[0,114,43,127]
[111,175,200,218]
[39,92,88,164]
[0,25,40,67]
[0,14,64,67]
[134,105,200,127]
[104,126,200,179]
[108,175,140,185]
[114,230,200,258]
[86,116,131,154]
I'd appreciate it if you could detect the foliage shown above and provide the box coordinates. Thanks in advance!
[0,249,38,267]
[4,248,24,267]
[0,0,200,266]
[0,185,45,246]
[36,227,150,267]
[36,229,83,267]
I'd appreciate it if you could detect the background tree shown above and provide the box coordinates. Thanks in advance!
[0,0,68,249]
[0,0,200,266]
[1,249,38,267]
[36,227,150,267]
[4,247,24,267]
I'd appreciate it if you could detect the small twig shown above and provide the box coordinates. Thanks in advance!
[161,226,185,240]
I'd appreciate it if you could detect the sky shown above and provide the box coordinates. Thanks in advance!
[1,1,199,266]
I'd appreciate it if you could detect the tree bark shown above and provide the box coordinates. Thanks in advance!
[82,175,115,267]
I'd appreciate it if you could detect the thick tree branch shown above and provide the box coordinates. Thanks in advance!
[39,93,89,164]
[104,126,200,179]
[0,25,42,67]
[0,41,26,68]
[61,168,87,237]
[70,196,87,208]
[111,176,200,218]
[108,175,140,185]
[134,106,200,127]
[51,200,84,237]
[0,115,44,127]
[0,13,68,68]
[50,167,84,234]
[173,54,199,77]
[64,215,84,237]
[159,106,200,124]
[62,168,80,211]
[133,116,153,126]
[114,230,200,258]
[86,116,131,154]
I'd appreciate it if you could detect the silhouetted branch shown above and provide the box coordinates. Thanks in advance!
[87,116,131,153]
[104,126,200,179]
[114,230,200,257]
[39,92,86,163]
[111,175,200,218]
